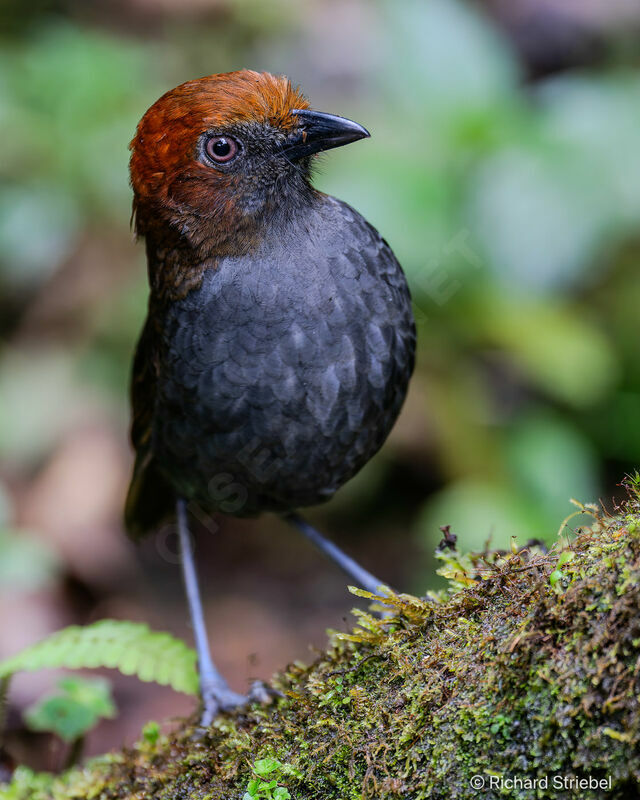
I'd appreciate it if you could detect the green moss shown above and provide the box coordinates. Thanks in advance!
[4,499,640,799]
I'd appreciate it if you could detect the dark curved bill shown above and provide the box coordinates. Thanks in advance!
[282,109,370,161]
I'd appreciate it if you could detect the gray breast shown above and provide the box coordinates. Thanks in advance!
[153,195,415,515]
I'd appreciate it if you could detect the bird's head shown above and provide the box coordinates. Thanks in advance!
[129,70,369,251]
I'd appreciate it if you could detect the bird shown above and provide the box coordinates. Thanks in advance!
[125,70,415,724]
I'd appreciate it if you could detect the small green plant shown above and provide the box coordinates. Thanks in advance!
[435,548,479,590]
[24,676,115,742]
[243,757,301,800]
[623,472,640,513]
[24,676,115,767]
[0,619,197,761]
[548,549,575,594]
[141,720,161,746]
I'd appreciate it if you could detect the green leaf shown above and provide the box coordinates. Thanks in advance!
[56,676,115,716]
[0,620,198,695]
[557,550,575,568]
[254,758,281,777]
[23,676,115,742]
[273,789,291,800]
[549,569,565,591]
[25,695,94,742]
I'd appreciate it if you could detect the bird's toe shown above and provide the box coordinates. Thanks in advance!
[198,682,247,727]
[246,679,284,705]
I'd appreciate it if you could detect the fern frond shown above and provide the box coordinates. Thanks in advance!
[0,620,198,695]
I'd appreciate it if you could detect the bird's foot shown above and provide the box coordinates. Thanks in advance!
[246,679,284,705]
[199,679,247,728]
[198,679,282,728]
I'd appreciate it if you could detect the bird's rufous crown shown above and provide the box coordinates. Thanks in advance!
[129,70,309,204]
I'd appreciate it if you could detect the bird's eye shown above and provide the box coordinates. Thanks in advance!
[205,135,239,164]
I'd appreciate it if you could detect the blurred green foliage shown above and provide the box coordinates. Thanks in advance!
[1,0,640,578]
[0,24,160,286]
[0,482,59,591]
[24,676,115,744]
[0,620,199,694]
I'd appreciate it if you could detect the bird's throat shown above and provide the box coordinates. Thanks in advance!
[137,181,318,303]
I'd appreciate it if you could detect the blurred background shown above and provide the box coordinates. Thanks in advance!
[2,0,640,770]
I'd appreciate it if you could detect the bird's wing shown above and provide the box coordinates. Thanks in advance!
[124,317,174,538]
[129,316,160,453]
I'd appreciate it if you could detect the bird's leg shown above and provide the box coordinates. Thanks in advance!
[176,498,246,726]
[284,512,391,595]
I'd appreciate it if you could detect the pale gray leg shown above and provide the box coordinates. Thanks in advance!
[176,498,245,726]
[284,512,390,595]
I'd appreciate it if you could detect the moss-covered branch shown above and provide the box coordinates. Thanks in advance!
[5,499,640,800]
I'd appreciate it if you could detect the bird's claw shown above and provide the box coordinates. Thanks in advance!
[246,679,284,705]
[198,679,282,727]
[199,682,247,727]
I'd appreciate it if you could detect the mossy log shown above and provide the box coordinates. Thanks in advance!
[5,501,640,800]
